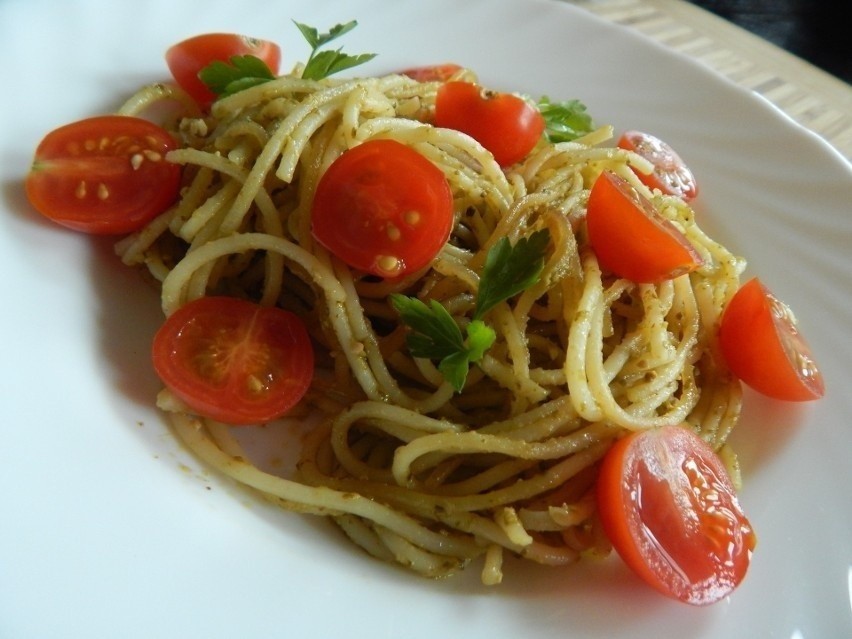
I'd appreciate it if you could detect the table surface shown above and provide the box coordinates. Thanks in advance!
[569,0,852,161]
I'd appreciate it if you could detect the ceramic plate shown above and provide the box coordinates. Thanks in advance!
[1,0,850,637]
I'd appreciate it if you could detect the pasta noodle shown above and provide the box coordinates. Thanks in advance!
[115,66,746,583]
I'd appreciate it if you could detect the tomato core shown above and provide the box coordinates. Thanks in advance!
[25,115,182,234]
[152,297,314,425]
[311,139,454,278]
[435,81,545,167]
[719,277,824,401]
[597,425,756,605]
[586,170,702,282]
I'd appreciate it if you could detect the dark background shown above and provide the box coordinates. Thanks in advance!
[688,0,852,84]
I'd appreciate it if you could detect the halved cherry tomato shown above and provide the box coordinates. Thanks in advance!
[25,115,181,235]
[618,130,699,201]
[311,139,454,278]
[434,81,545,167]
[152,296,314,425]
[719,277,824,401]
[399,63,463,82]
[597,424,756,606]
[586,170,702,282]
[166,33,281,109]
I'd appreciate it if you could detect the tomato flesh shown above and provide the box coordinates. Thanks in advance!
[399,63,463,82]
[719,277,824,401]
[618,130,698,201]
[25,115,181,234]
[152,297,314,425]
[597,425,756,605]
[166,33,282,108]
[311,139,454,278]
[586,170,702,282]
[435,81,545,167]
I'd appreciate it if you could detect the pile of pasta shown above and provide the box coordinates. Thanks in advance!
[115,67,745,584]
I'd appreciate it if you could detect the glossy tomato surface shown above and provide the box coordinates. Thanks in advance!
[311,138,454,278]
[166,33,281,108]
[435,81,544,166]
[399,63,463,82]
[586,170,702,282]
[152,296,314,425]
[596,424,756,605]
[719,277,824,401]
[25,115,181,234]
[618,130,698,201]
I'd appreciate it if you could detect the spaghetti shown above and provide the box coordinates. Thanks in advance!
[114,67,746,584]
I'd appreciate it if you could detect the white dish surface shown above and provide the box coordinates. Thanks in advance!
[1,1,850,637]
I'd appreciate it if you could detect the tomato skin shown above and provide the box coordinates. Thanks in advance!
[719,277,824,401]
[25,115,182,235]
[586,170,702,282]
[166,33,281,108]
[435,81,545,167]
[399,63,463,82]
[152,297,314,425]
[597,425,756,606]
[311,139,454,278]
[618,130,698,201]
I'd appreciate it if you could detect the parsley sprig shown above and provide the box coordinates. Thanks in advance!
[198,20,376,100]
[537,97,595,143]
[390,229,550,392]
[199,55,276,99]
[293,20,377,81]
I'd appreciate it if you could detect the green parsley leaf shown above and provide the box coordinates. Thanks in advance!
[198,55,276,98]
[474,229,550,320]
[293,20,357,49]
[537,97,595,143]
[389,230,548,392]
[389,296,496,392]
[293,20,377,81]
[301,49,378,81]
[390,296,464,360]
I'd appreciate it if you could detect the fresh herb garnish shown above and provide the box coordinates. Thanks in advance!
[198,55,277,99]
[390,297,496,393]
[391,229,550,392]
[293,20,377,81]
[475,229,551,320]
[198,20,376,99]
[537,97,595,143]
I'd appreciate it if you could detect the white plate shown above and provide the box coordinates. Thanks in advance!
[2,0,850,637]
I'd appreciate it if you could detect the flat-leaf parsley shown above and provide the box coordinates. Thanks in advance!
[391,229,550,392]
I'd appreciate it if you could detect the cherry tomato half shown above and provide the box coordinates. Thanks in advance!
[152,296,314,425]
[586,170,702,282]
[719,277,824,401]
[166,33,282,109]
[435,81,545,167]
[399,63,463,82]
[597,424,756,606]
[311,139,454,278]
[25,115,181,235]
[618,130,699,201]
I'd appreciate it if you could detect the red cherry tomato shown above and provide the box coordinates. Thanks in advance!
[719,277,824,401]
[435,81,545,167]
[597,424,757,606]
[311,139,454,278]
[586,170,702,282]
[165,33,281,108]
[399,63,463,82]
[25,115,181,235]
[152,296,314,425]
[618,130,699,201]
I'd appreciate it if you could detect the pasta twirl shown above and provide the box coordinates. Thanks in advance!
[115,68,745,583]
